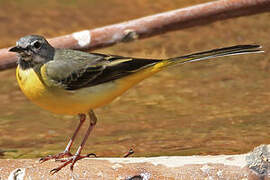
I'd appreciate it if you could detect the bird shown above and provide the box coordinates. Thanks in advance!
[9,35,263,174]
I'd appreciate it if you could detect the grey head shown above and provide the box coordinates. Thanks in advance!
[9,35,55,70]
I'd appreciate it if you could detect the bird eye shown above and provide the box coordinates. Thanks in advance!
[32,41,41,49]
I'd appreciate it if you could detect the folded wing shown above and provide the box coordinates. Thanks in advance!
[45,50,161,90]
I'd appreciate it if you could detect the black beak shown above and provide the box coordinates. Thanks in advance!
[9,46,25,53]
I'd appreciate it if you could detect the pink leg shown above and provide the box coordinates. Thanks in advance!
[40,114,86,163]
[50,110,97,174]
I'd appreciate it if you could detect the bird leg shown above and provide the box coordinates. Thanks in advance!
[40,114,86,163]
[50,110,97,174]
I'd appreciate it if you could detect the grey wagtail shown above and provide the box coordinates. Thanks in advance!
[9,35,263,174]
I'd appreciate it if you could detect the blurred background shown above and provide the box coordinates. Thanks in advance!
[0,0,269,159]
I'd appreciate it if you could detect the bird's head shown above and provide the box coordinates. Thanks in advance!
[9,35,55,69]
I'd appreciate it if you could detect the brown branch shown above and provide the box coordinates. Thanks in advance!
[0,0,269,71]
[1,145,270,179]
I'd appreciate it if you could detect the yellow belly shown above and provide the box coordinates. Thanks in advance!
[16,61,168,115]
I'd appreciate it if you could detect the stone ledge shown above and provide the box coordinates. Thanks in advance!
[1,145,270,180]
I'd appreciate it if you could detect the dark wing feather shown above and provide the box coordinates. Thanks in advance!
[46,50,161,90]
[83,56,161,88]
[59,65,105,90]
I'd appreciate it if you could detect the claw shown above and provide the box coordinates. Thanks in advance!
[39,155,53,163]
[86,153,97,158]
[50,168,60,175]
[123,148,134,158]
[70,162,75,171]
[39,158,45,163]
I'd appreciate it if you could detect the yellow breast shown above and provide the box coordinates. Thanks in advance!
[16,66,49,105]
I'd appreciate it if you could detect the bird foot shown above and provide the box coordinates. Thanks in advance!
[39,151,73,163]
[50,153,97,175]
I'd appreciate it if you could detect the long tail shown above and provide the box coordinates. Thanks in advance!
[167,45,263,64]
